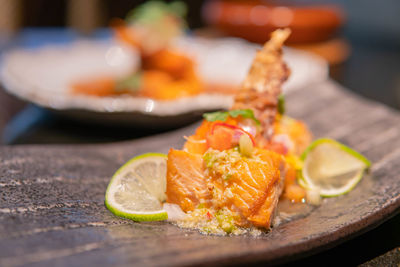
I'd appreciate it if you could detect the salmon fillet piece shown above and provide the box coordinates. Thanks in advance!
[247,150,286,226]
[205,149,285,228]
[166,149,211,212]
[166,148,285,229]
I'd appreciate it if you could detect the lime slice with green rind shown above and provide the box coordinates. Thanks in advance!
[105,153,168,221]
[299,138,371,197]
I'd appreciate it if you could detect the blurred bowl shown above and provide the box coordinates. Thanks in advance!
[0,36,328,128]
[203,0,345,44]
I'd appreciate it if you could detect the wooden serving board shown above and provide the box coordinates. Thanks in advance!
[1,80,399,266]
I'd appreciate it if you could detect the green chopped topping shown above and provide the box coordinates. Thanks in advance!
[203,149,242,181]
[115,72,142,92]
[203,109,260,125]
[126,1,187,25]
[203,152,217,168]
[224,173,232,181]
[278,94,285,115]
[202,227,213,234]
[216,209,235,233]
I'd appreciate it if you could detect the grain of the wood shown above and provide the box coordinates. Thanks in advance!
[0,80,399,267]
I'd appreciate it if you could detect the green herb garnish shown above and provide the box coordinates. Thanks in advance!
[278,94,285,115]
[203,109,260,125]
[203,111,229,122]
[229,109,258,121]
[126,1,187,25]
[115,72,142,93]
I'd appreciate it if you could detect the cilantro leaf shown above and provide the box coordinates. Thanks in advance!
[202,111,229,122]
[203,109,260,125]
[228,109,260,124]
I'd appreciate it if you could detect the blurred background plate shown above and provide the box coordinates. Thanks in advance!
[0,35,327,128]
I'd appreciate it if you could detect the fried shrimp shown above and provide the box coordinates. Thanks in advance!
[233,29,291,140]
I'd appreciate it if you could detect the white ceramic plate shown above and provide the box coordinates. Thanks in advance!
[0,36,328,127]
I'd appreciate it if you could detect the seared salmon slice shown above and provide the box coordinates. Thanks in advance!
[166,149,211,212]
[204,148,285,228]
[166,147,285,229]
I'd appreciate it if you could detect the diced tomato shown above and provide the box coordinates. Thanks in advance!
[206,211,213,220]
[284,163,297,187]
[211,123,256,146]
[264,141,288,155]
[284,184,306,203]
[206,124,235,151]
[183,136,208,155]
[206,122,256,151]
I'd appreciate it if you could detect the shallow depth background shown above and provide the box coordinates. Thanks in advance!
[0,1,399,265]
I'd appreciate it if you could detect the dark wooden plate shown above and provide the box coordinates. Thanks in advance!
[0,81,399,266]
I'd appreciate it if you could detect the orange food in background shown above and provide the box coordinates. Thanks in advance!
[143,49,195,80]
[71,67,203,101]
[141,49,204,99]
[71,34,206,100]
[72,23,240,100]
[141,76,202,100]
[71,77,116,97]
[114,25,140,48]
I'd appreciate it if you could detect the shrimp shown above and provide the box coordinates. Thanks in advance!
[232,28,291,140]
